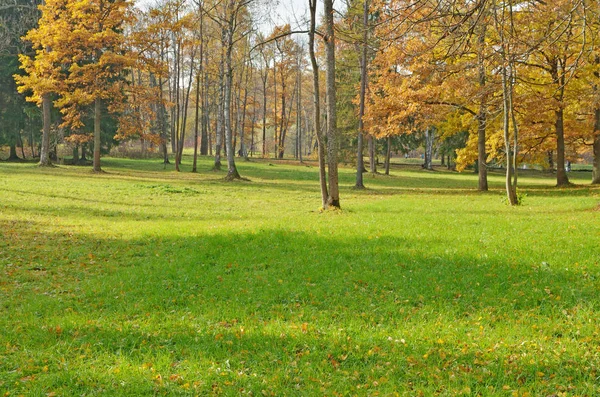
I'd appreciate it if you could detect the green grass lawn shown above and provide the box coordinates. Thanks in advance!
[1,156,599,396]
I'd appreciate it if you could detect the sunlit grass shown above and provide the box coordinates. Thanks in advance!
[1,156,599,395]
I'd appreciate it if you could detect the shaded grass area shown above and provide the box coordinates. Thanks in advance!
[1,156,600,396]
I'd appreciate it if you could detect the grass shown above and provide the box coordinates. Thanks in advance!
[1,156,599,396]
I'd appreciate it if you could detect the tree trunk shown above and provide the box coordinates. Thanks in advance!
[296,48,303,162]
[240,66,250,160]
[214,54,224,170]
[8,144,19,161]
[200,61,209,156]
[309,0,328,208]
[155,74,170,164]
[192,69,201,172]
[369,135,376,173]
[39,93,52,166]
[324,0,340,208]
[93,97,102,172]
[555,108,570,186]
[262,72,268,157]
[476,20,488,191]
[384,135,391,175]
[593,108,600,184]
[355,0,368,189]
[500,57,517,205]
[424,127,434,170]
[273,62,279,159]
[223,12,240,180]
[72,145,80,164]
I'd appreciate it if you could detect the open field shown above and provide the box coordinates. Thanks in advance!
[1,157,599,396]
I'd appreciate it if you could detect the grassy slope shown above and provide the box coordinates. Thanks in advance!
[1,157,599,396]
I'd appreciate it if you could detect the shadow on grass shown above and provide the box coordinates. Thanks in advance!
[2,224,599,394]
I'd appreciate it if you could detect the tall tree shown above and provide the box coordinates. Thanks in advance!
[324,0,340,208]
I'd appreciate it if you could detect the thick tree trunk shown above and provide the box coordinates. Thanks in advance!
[39,93,52,166]
[8,144,19,161]
[555,109,570,186]
[93,98,102,172]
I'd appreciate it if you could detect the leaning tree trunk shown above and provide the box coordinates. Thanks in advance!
[39,93,52,166]
[93,98,102,173]
[324,0,340,208]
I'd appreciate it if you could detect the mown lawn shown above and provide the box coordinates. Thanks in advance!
[1,156,599,396]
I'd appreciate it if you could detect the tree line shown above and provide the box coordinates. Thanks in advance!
[3,0,600,207]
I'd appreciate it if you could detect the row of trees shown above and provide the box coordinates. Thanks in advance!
[5,0,600,207]
[360,0,600,204]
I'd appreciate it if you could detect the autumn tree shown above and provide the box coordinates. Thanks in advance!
[17,0,137,172]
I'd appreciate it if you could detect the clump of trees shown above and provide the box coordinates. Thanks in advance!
[5,0,600,207]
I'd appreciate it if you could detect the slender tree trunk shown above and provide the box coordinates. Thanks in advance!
[72,144,80,164]
[193,3,204,172]
[501,64,517,205]
[424,127,434,170]
[273,62,279,159]
[223,12,240,180]
[309,0,328,208]
[262,73,268,157]
[297,49,303,162]
[93,97,102,173]
[192,70,201,172]
[39,93,52,166]
[593,108,600,184]
[324,0,340,208]
[200,58,209,156]
[384,136,391,175]
[29,119,35,158]
[156,74,170,164]
[369,136,376,173]
[476,16,488,191]
[555,108,570,186]
[355,0,368,189]
[240,63,250,160]
[214,51,224,170]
